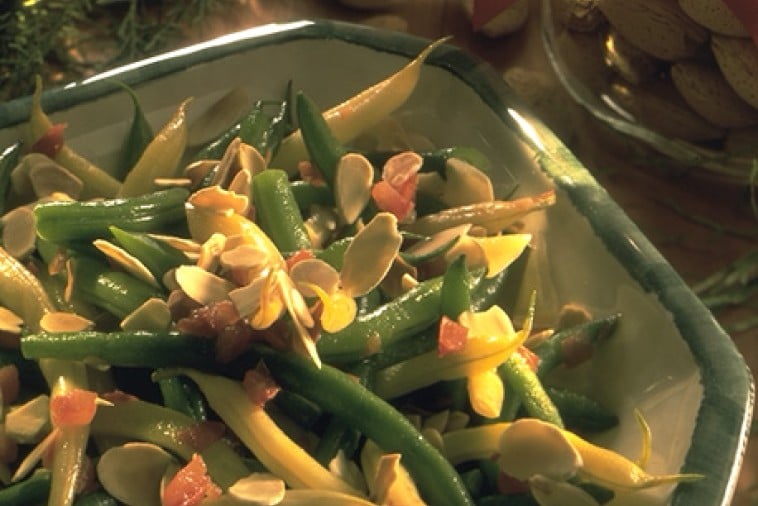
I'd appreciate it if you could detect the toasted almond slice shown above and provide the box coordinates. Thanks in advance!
[153,177,192,188]
[39,312,93,333]
[12,428,59,483]
[93,239,160,288]
[219,243,270,271]
[423,410,450,433]
[497,418,582,482]
[228,167,252,211]
[148,234,202,254]
[403,223,470,264]
[209,136,242,188]
[0,307,23,334]
[2,206,36,259]
[189,184,248,215]
[239,142,267,175]
[197,233,227,272]
[335,153,374,224]
[442,158,494,206]
[289,259,340,298]
[29,160,83,199]
[11,153,60,201]
[341,212,402,297]
[184,160,218,186]
[97,442,173,506]
[5,394,50,444]
[446,410,471,432]
[228,473,286,505]
[175,265,234,305]
[120,298,172,331]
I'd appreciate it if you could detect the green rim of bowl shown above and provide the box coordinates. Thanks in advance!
[0,18,752,506]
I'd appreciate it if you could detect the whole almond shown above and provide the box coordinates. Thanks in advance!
[671,61,758,129]
[678,0,749,37]
[711,35,758,109]
[602,28,662,85]
[597,0,709,61]
[609,79,724,142]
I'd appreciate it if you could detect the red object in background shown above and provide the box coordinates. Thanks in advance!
[471,0,520,30]
[722,0,758,46]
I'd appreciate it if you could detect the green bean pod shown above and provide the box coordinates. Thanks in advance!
[546,386,619,433]
[498,353,563,427]
[252,169,311,252]
[21,330,215,368]
[109,226,189,281]
[290,180,334,212]
[246,344,474,506]
[70,256,162,319]
[0,469,50,505]
[296,91,347,188]
[115,82,154,180]
[158,375,207,421]
[34,187,190,244]
[532,313,621,378]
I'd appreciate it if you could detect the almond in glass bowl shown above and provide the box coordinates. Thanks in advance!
[541,0,758,186]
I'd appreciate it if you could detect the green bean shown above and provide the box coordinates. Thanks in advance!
[546,386,618,433]
[290,180,334,212]
[0,469,50,505]
[109,226,189,281]
[240,97,291,161]
[34,187,189,244]
[296,91,347,188]
[498,353,563,427]
[115,82,154,180]
[69,256,162,319]
[312,360,374,465]
[90,397,249,489]
[270,390,323,429]
[192,123,241,162]
[21,330,215,368]
[314,237,351,270]
[441,255,471,319]
[158,375,207,421]
[245,344,474,506]
[531,313,621,378]
[0,141,21,215]
[317,274,453,364]
[251,169,311,252]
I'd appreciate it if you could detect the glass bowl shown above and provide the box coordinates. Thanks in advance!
[541,0,758,186]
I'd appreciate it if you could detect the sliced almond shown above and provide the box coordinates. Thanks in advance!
[174,265,234,305]
[711,35,758,110]
[93,239,160,288]
[497,418,582,482]
[197,233,227,272]
[228,473,286,505]
[97,443,173,506]
[5,395,50,444]
[340,212,402,297]
[289,259,341,298]
[0,307,23,334]
[239,142,268,175]
[39,312,93,333]
[678,0,750,37]
[441,158,494,206]
[335,153,374,225]
[120,297,172,331]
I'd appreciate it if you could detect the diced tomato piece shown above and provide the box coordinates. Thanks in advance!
[286,249,315,272]
[438,316,468,357]
[515,345,540,373]
[297,160,325,185]
[102,390,138,404]
[162,454,221,506]
[177,421,226,452]
[31,123,67,158]
[50,388,98,428]
[242,362,281,407]
[497,470,530,495]
[371,180,414,221]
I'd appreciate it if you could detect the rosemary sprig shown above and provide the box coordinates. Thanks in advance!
[0,0,237,102]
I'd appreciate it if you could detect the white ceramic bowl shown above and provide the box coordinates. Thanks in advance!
[0,19,752,506]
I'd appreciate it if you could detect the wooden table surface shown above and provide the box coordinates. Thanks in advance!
[173,0,758,502]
